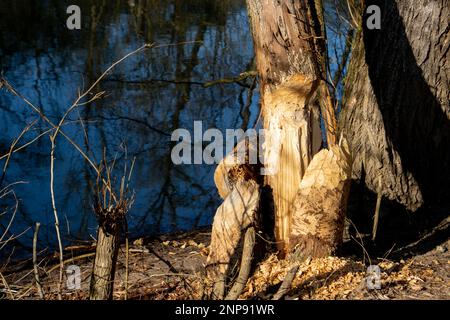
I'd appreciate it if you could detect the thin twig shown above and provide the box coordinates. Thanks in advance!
[347,218,372,265]
[346,0,359,29]
[46,253,96,274]
[49,136,64,300]
[51,43,155,142]
[32,222,44,299]
[0,271,14,299]
[0,42,198,203]
[106,70,256,89]
[0,120,93,161]
[0,120,37,187]
[124,222,129,300]
[372,176,382,241]
[0,188,18,246]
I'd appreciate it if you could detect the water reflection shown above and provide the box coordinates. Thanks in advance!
[0,0,349,258]
[0,0,258,255]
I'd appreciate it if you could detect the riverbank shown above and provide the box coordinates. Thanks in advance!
[1,228,449,300]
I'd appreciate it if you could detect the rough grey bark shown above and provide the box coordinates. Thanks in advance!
[340,0,450,211]
[89,193,127,300]
[89,223,121,300]
[246,0,324,88]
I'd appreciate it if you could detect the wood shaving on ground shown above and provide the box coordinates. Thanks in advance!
[1,229,448,300]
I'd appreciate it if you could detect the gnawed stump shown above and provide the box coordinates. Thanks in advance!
[206,179,260,299]
[214,135,260,199]
[261,74,322,251]
[289,140,352,260]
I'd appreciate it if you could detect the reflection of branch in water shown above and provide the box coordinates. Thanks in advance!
[135,16,209,233]
[172,166,208,194]
[136,182,168,231]
[91,115,171,137]
[105,71,257,89]
[0,120,37,188]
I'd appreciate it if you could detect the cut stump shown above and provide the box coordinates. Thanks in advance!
[206,179,260,299]
[289,140,352,259]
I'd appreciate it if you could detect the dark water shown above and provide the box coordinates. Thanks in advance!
[0,0,348,257]
[0,0,259,255]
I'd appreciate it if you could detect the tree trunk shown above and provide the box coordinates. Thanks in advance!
[246,0,325,251]
[340,0,450,212]
[89,223,121,300]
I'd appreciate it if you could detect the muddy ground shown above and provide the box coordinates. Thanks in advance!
[1,227,449,300]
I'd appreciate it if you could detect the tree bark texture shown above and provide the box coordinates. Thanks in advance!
[340,0,450,211]
[89,223,121,300]
[246,0,325,250]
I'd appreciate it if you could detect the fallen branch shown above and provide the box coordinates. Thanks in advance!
[394,215,450,254]
[46,253,96,274]
[272,265,299,300]
[225,227,256,300]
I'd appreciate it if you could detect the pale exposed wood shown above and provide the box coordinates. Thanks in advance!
[207,179,260,272]
[263,75,322,250]
[246,0,326,251]
[206,180,260,298]
[289,140,353,258]
[214,135,259,199]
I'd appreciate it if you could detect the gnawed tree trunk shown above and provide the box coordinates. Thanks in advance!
[206,179,260,299]
[289,140,352,259]
[214,135,260,199]
[89,170,130,300]
[246,0,325,250]
[340,0,450,212]
[89,222,121,300]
